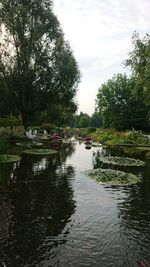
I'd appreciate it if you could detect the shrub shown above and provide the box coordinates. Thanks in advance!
[0,115,22,127]
[41,123,56,133]
[90,129,149,146]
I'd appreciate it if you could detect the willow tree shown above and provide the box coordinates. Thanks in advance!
[0,0,80,129]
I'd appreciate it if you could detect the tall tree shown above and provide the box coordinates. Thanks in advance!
[0,0,80,128]
[90,112,103,128]
[125,32,150,103]
[96,74,150,130]
[75,112,91,128]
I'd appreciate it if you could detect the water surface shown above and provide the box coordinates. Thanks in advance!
[0,142,150,267]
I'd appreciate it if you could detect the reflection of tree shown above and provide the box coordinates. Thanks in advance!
[117,164,150,264]
[0,143,76,266]
[0,162,20,188]
[92,147,109,169]
[92,147,145,175]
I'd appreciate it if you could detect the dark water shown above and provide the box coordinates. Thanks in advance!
[0,141,150,267]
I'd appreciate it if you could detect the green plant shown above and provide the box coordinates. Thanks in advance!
[23,149,57,155]
[0,154,21,163]
[40,123,56,133]
[97,156,145,167]
[87,168,141,186]
[90,129,149,146]
[0,136,8,154]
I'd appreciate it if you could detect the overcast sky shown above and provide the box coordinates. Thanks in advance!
[53,0,150,115]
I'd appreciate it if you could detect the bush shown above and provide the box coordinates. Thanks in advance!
[40,123,56,133]
[0,115,22,127]
[90,129,149,146]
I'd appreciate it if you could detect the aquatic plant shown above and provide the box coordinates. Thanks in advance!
[23,149,57,155]
[87,168,141,186]
[97,156,145,167]
[15,142,43,147]
[0,154,21,163]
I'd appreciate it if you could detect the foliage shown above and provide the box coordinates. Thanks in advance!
[125,32,150,104]
[0,115,22,127]
[47,101,77,128]
[97,156,145,167]
[96,73,150,130]
[87,168,140,186]
[41,123,56,133]
[90,112,103,128]
[0,154,21,163]
[91,129,149,145]
[0,0,80,129]
[0,136,8,154]
[91,129,122,144]
[23,148,57,155]
[75,112,91,128]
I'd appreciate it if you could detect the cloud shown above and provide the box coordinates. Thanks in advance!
[53,0,150,114]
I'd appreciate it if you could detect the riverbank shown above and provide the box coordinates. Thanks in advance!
[77,128,149,146]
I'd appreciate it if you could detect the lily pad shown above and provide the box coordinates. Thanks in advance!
[23,149,57,155]
[87,168,141,186]
[97,156,145,167]
[0,154,21,163]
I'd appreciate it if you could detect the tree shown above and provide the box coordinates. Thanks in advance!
[0,0,80,129]
[125,32,150,103]
[75,112,90,128]
[44,100,77,129]
[90,112,103,128]
[96,74,150,130]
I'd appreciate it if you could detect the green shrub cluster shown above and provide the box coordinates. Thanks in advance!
[0,115,22,127]
[90,129,149,145]
[40,123,56,133]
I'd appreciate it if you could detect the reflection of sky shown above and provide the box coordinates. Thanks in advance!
[66,143,102,171]
[54,0,150,114]
[33,158,47,173]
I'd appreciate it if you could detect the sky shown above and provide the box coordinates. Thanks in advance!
[53,0,150,115]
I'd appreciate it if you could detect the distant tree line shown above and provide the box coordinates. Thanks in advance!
[72,112,102,128]
[96,32,150,131]
[0,0,80,129]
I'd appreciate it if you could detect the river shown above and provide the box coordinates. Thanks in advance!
[0,141,150,267]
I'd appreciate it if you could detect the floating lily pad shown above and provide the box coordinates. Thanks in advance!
[23,149,57,155]
[97,156,145,167]
[16,142,43,147]
[87,168,141,186]
[0,154,21,163]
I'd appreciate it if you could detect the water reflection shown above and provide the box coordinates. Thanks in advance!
[0,162,20,188]
[117,172,150,265]
[0,142,150,267]
[0,143,76,267]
